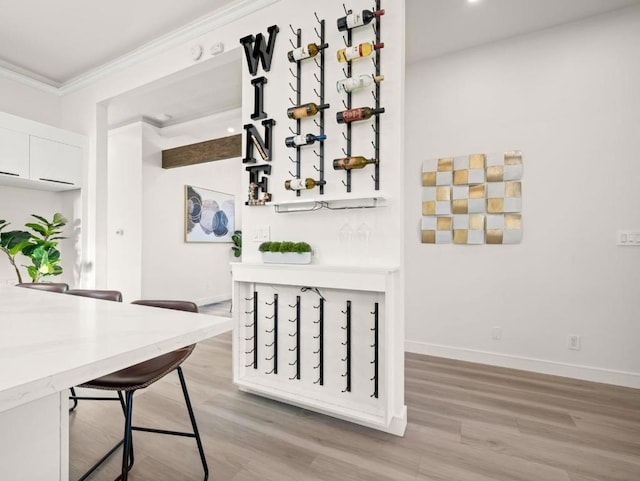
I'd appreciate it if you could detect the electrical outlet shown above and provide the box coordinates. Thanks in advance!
[568,335,581,350]
[491,326,502,340]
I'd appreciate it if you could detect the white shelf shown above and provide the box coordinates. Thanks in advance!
[232,262,398,292]
[273,194,388,212]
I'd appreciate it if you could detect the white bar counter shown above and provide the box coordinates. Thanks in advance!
[0,285,232,480]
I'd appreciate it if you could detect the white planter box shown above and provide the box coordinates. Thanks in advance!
[261,251,311,264]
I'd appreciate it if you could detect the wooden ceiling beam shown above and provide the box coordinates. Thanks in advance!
[161,134,241,169]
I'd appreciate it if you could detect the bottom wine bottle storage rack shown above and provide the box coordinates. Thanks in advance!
[232,263,406,436]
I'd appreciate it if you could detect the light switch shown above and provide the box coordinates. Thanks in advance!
[618,230,640,246]
[251,226,270,242]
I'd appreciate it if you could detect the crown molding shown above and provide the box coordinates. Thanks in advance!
[0,65,60,95]
[0,0,279,97]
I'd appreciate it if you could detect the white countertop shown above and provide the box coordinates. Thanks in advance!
[232,262,400,292]
[0,285,232,413]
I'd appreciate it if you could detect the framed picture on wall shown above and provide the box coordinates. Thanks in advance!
[185,185,235,243]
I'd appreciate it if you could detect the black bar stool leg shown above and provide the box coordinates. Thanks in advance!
[121,391,135,481]
[177,367,209,481]
[69,387,78,412]
[117,390,135,470]
[118,391,126,414]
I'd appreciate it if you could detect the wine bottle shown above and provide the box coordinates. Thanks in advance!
[285,133,327,148]
[284,178,320,190]
[333,156,377,170]
[337,42,384,63]
[337,9,385,32]
[336,74,384,94]
[336,106,385,124]
[287,43,325,62]
[286,102,329,119]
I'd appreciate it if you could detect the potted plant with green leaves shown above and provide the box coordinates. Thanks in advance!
[0,213,67,283]
[258,240,312,264]
[0,219,31,283]
[231,230,242,258]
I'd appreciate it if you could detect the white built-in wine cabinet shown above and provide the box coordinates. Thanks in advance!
[232,263,406,436]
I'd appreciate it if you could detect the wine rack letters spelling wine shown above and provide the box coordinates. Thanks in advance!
[240,26,279,205]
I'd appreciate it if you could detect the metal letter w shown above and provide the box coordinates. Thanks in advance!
[239,25,280,76]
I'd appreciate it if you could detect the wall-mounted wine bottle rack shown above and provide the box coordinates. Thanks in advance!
[371,302,379,398]
[338,0,383,193]
[288,13,328,197]
[244,292,258,369]
[233,265,404,435]
[313,297,325,385]
[265,294,278,375]
[341,300,352,393]
[288,296,301,380]
[242,288,380,396]
[373,0,382,191]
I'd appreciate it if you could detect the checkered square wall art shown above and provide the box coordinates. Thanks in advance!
[421,151,523,245]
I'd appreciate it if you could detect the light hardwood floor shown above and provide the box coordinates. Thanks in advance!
[69,332,640,481]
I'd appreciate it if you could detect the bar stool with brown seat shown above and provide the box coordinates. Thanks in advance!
[16,282,69,293]
[66,288,123,302]
[76,299,208,481]
[65,289,124,412]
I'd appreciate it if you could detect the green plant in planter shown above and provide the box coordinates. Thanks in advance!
[258,241,312,253]
[0,219,31,284]
[279,241,295,253]
[0,213,67,283]
[258,242,270,253]
[292,242,311,253]
[231,230,242,258]
[268,241,282,252]
[22,213,67,282]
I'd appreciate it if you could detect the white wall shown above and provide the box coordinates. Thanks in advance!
[107,122,143,301]
[141,110,242,304]
[404,6,640,387]
[106,110,242,304]
[0,76,60,126]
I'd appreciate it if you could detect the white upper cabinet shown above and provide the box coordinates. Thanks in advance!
[30,136,82,187]
[0,126,29,178]
[0,112,86,191]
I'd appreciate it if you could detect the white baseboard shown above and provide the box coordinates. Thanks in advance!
[195,293,231,307]
[405,340,640,389]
